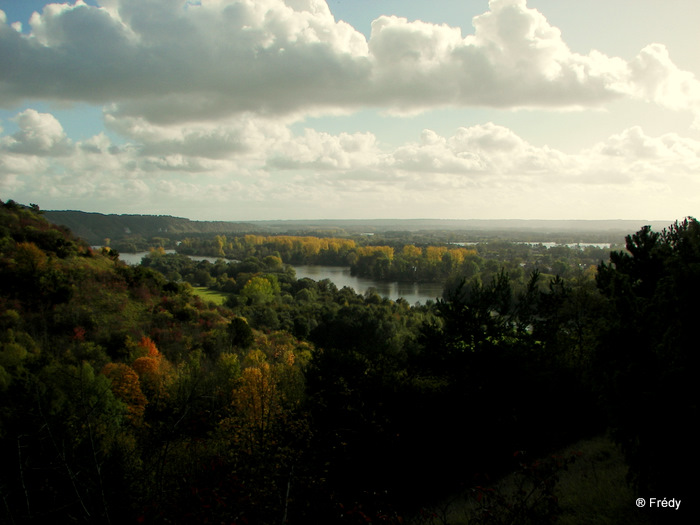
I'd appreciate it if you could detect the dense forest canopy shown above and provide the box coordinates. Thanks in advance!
[1,200,696,524]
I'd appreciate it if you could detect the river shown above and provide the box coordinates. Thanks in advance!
[118,252,443,304]
[293,265,444,304]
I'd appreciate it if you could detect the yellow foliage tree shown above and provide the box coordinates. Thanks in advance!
[14,242,48,274]
[232,362,280,453]
[425,246,447,263]
[402,244,422,259]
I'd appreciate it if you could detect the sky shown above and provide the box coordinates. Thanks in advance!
[0,0,699,221]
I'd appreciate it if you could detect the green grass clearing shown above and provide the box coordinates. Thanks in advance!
[192,286,229,305]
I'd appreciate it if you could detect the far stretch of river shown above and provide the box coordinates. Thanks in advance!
[118,252,443,304]
[117,250,222,265]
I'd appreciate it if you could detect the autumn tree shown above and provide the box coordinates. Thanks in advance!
[210,335,311,523]
[132,338,172,406]
[101,363,147,425]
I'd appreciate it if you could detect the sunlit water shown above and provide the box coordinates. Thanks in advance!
[118,253,443,304]
[293,264,443,304]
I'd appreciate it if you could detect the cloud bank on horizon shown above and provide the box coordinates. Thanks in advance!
[0,0,699,220]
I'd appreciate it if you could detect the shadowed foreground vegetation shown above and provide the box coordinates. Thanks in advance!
[411,435,653,525]
[1,200,696,524]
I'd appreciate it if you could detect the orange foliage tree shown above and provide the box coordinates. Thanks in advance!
[138,335,160,358]
[131,336,171,403]
[101,363,147,424]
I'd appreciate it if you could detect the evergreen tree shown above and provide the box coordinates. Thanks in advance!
[596,218,700,503]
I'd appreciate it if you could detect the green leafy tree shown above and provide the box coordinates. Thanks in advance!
[228,316,255,349]
[241,276,279,305]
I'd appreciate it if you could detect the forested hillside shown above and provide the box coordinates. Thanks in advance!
[44,210,258,247]
[1,200,696,524]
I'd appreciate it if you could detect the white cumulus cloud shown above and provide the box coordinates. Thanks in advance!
[0,0,698,123]
[0,109,73,156]
[1,1,699,220]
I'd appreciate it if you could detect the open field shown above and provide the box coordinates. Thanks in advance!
[192,286,229,305]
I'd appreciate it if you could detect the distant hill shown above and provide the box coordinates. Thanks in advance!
[44,209,675,245]
[44,210,259,245]
[251,218,674,234]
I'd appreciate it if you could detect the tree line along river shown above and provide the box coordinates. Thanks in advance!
[117,252,444,304]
